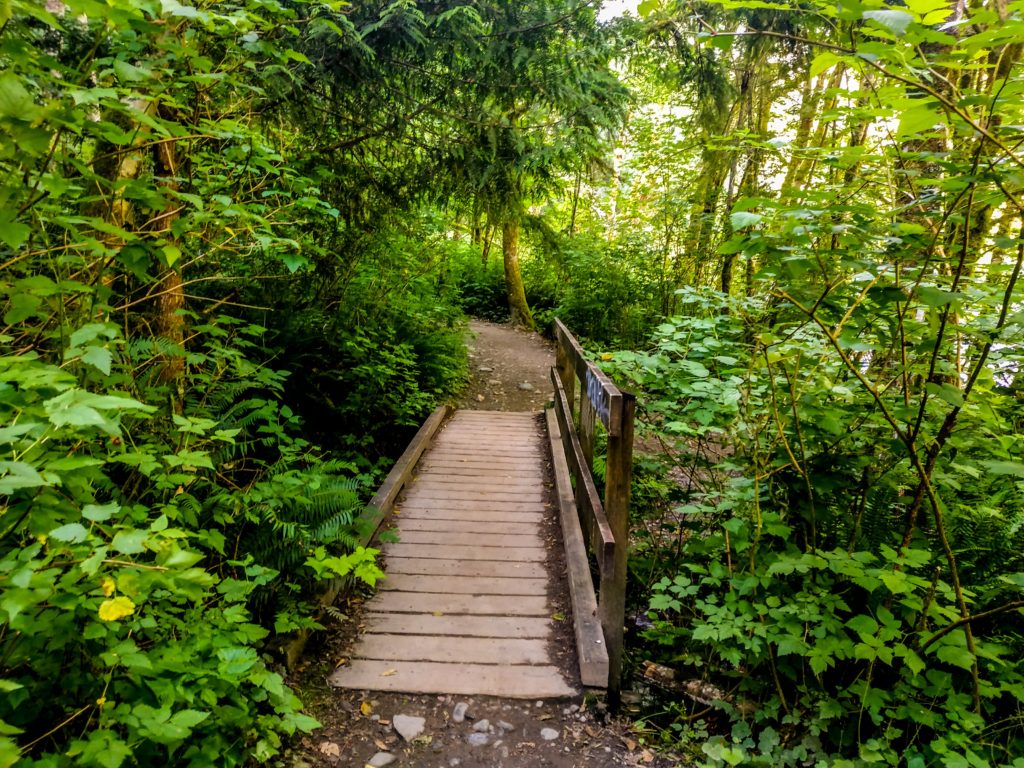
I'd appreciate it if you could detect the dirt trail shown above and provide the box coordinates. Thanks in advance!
[289,320,676,768]
[459,319,554,412]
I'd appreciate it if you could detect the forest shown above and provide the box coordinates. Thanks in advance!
[1,0,1023,765]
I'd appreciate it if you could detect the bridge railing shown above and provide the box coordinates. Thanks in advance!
[546,319,634,704]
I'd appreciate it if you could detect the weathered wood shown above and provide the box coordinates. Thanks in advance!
[381,573,548,595]
[550,367,615,574]
[329,407,578,700]
[328,659,575,698]
[353,634,552,665]
[386,558,546,578]
[403,490,545,504]
[601,392,635,708]
[372,591,549,616]
[553,319,623,436]
[285,405,450,670]
[395,507,545,522]
[393,530,544,548]
[409,480,544,494]
[359,405,453,545]
[362,612,551,637]
[384,543,547,562]
[397,499,546,513]
[545,407,609,688]
[394,518,540,535]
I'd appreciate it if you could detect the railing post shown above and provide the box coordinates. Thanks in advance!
[601,392,635,710]
[555,328,576,416]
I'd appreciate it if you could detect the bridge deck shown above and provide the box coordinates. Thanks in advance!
[328,410,576,699]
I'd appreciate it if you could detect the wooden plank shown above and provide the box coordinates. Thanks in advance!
[392,530,544,547]
[369,591,548,616]
[417,460,541,473]
[328,659,575,698]
[395,507,545,523]
[352,634,552,665]
[285,405,450,670]
[386,558,546,578]
[358,405,452,546]
[545,406,609,688]
[362,612,551,637]
[380,573,548,595]
[554,319,623,436]
[384,543,547,562]
[394,518,539,535]
[414,467,536,479]
[409,479,544,493]
[404,490,545,504]
[551,367,615,575]
[398,498,546,511]
[601,392,635,707]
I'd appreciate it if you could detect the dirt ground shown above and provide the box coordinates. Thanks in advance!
[287,319,681,768]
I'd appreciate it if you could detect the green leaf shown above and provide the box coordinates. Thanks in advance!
[50,522,89,543]
[810,52,842,77]
[111,529,148,555]
[730,211,762,230]
[935,644,975,670]
[637,0,660,16]
[981,461,1024,477]
[0,72,38,121]
[0,214,30,250]
[0,460,48,494]
[925,382,963,407]
[83,502,120,522]
[862,9,914,35]
[162,244,182,267]
[81,346,114,376]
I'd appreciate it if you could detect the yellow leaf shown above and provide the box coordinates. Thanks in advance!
[360,701,373,716]
[380,668,397,677]
[98,596,136,621]
[100,577,116,597]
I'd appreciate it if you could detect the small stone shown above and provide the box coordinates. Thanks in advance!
[467,732,489,747]
[535,700,544,708]
[476,394,486,402]
[564,704,580,715]
[487,379,502,385]
[518,382,535,391]
[370,714,380,721]
[497,720,515,732]
[540,728,560,741]
[393,714,426,742]
[472,719,490,733]
[317,742,340,757]
[452,702,469,723]
[450,759,462,767]
[477,366,494,372]
[367,753,396,768]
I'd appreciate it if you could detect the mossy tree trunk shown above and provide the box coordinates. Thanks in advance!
[502,220,534,330]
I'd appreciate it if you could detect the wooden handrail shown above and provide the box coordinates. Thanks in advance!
[548,319,634,707]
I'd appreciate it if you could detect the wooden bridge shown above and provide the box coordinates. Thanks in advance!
[328,321,634,702]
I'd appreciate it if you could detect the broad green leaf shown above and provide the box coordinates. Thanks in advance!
[0,72,37,120]
[83,502,120,522]
[810,52,842,77]
[862,9,914,35]
[111,529,148,555]
[981,460,1024,476]
[0,460,48,493]
[81,346,114,376]
[730,211,762,230]
[935,644,975,670]
[925,382,963,407]
[49,522,89,543]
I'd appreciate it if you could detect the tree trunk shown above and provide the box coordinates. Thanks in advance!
[502,220,534,330]
[152,133,185,390]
